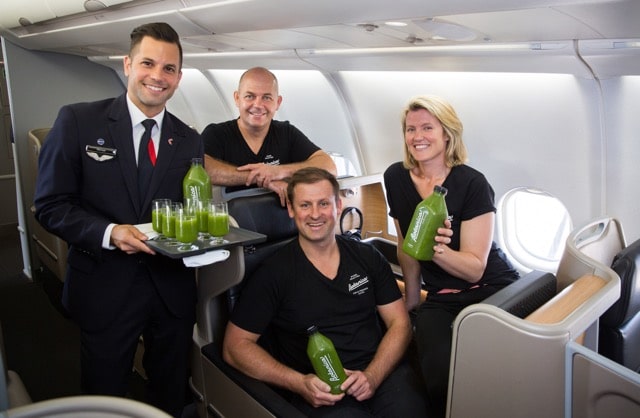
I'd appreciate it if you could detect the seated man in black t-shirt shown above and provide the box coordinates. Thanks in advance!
[201,67,336,205]
[223,168,427,417]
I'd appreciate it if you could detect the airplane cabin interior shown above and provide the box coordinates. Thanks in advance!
[1,1,640,417]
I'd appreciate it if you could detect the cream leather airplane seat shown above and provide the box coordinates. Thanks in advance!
[3,395,172,417]
[1,322,32,412]
[195,192,304,418]
[27,128,68,281]
[556,217,626,291]
[447,217,622,418]
[599,237,640,372]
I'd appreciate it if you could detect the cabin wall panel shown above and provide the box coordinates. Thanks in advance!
[166,69,232,132]
[337,71,600,232]
[200,69,243,124]
[3,40,124,276]
[602,76,640,240]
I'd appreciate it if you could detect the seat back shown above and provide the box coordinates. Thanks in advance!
[599,238,640,372]
[1,322,9,411]
[226,192,298,310]
[448,245,621,418]
[495,187,572,275]
[566,341,640,418]
[1,322,32,412]
[4,395,172,417]
[27,128,68,281]
[193,192,303,418]
[556,217,626,291]
[194,192,297,346]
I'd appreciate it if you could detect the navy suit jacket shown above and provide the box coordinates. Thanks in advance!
[35,94,203,331]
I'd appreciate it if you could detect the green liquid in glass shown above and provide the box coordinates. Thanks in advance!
[176,217,198,243]
[162,214,176,238]
[152,209,163,233]
[196,210,209,233]
[208,213,229,237]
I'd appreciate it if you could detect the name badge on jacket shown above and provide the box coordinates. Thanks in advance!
[85,145,117,162]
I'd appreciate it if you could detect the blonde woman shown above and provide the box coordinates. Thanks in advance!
[384,95,519,417]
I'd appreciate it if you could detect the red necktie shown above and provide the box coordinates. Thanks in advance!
[138,119,156,201]
[147,136,156,166]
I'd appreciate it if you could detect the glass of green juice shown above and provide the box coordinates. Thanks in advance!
[175,207,198,251]
[194,198,211,240]
[161,202,182,242]
[208,201,229,245]
[151,198,171,236]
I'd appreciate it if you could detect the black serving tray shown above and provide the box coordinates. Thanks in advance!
[146,226,266,259]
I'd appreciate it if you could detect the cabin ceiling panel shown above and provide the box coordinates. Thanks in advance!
[262,27,402,49]
[180,54,317,71]
[7,11,211,55]
[182,34,284,53]
[178,0,610,36]
[47,0,134,18]
[0,0,56,29]
[3,0,636,76]
[294,47,593,76]
[0,0,135,29]
[89,49,319,71]
[442,9,602,43]
[183,29,352,52]
[179,0,444,34]
[298,24,450,48]
[559,0,640,39]
[579,41,640,77]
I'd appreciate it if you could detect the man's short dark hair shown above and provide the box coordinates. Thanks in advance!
[287,167,340,204]
[129,22,183,68]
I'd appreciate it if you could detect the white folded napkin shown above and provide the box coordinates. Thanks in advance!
[135,222,160,240]
[183,249,230,267]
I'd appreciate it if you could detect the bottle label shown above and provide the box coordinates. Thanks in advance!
[408,208,426,244]
[320,354,341,382]
[186,184,200,200]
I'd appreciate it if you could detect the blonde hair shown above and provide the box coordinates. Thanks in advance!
[401,95,468,169]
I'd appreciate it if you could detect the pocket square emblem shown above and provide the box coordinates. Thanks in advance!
[85,145,117,161]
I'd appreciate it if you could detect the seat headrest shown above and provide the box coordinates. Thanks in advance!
[227,192,297,241]
[601,238,640,326]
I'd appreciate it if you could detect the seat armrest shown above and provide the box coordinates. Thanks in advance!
[201,343,306,418]
[481,270,557,318]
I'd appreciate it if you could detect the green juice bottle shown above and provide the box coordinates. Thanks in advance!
[402,185,448,261]
[306,325,347,395]
[183,157,212,202]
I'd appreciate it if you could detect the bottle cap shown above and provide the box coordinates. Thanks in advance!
[307,325,319,334]
[434,185,448,196]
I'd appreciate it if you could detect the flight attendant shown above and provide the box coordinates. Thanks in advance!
[34,22,202,417]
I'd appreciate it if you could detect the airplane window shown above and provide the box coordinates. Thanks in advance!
[496,187,572,274]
